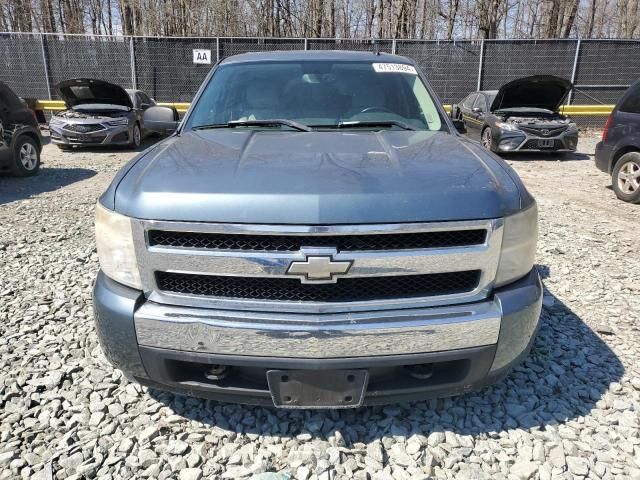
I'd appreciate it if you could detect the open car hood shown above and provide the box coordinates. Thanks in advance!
[55,78,132,109]
[490,75,572,112]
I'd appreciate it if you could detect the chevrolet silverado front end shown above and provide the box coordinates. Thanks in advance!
[93,51,542,408]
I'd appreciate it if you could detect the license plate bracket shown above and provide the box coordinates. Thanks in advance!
[69,135,92,142]
[537,139,554,148]
[267,369,368,409]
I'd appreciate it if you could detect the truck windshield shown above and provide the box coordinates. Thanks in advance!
[187,61,444,131]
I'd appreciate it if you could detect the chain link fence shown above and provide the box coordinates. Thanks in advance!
[396,40,482,107]
[2,32,639,128]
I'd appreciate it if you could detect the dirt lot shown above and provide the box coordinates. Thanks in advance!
[0,132,639,480]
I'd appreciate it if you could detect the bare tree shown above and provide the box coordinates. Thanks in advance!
[1,0,640,39]
[476,0,505,38]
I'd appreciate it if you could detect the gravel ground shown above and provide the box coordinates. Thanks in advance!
[1,132,639,480]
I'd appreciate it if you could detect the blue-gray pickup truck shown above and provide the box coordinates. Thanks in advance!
[93,51,542,408]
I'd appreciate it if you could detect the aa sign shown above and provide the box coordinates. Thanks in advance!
[193,49,212,64]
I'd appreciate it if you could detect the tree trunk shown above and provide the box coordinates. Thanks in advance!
[365,0,375,37]
[586,0,596,36]
[107,0,113,34]
[543,0,560,38]
[562,0,579,37]
[16,0,33,31]
[447,0,459,39]
[119,0,135,35]
[329,0,335,37]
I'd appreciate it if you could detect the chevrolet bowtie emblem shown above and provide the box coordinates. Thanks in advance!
[286,248,352,283]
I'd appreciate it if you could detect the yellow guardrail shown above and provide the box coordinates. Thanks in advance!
[443,104,614,116]
[560,105,614,116]
[36,100,66,110]
[159,102,190,113]
[36,100,613,116]
[35,100,191,113]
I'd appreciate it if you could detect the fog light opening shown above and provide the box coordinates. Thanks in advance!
[498,138,524,151]
[406,363,434,380]
[205,364,229,381]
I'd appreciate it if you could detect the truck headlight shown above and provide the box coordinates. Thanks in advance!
[95,203,142,289]
[494,204,538,288]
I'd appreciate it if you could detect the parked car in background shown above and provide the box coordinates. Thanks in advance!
[49,79,155,149]
[595,80,640,203]
[0,81,42,176]
[93,51,541,409]
[455,76,578,154]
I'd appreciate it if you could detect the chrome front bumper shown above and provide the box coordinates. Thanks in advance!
[132,267,542,361]
[94,269,542,405]
[134,299,502,358]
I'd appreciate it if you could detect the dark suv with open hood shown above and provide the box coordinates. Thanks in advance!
[457,76,578,153]
[93,51,542,408]
[49,79,155,149]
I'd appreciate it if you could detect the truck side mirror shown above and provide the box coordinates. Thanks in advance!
[143,106,179,134]
[452,119,467,134]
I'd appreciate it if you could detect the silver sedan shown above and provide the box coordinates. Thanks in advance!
[49,79,155,149]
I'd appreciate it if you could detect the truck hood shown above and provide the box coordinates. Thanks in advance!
[113,130,523,224]
[490,75,572,113]
[55,78,133,109]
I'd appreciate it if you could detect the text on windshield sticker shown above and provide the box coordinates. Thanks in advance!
[372,63,418,74]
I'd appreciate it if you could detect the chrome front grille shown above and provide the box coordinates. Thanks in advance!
[132,220,504,313]
[147,229,487,251]
[155,270,481,302]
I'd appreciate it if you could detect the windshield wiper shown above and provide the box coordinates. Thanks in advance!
[194,119,312,132]
[335,120,417,131]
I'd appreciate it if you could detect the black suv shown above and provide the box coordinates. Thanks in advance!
[0,81,43,176]
[595,79,640,203]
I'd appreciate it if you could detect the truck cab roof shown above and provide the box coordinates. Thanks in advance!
[220,50,415,65]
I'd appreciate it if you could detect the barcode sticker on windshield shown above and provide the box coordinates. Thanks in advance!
[372,63,417,75]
